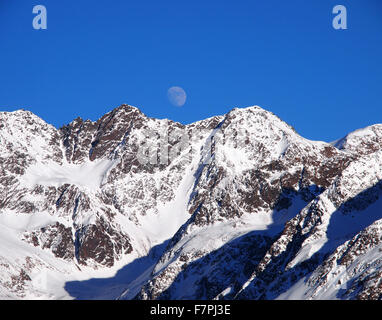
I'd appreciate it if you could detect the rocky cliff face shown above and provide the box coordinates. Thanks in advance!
[0,104,381,300]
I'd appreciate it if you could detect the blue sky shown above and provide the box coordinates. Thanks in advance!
[0,0,381,142]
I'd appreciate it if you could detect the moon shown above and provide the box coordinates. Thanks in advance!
[167,86,187,107]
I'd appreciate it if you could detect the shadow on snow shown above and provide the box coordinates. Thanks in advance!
[64,240,169,300]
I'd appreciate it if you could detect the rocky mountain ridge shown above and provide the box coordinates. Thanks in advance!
[0,104,381,300]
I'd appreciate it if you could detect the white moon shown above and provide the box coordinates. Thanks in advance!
[167,86,187,107]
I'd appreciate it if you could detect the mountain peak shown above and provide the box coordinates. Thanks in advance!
[102,104,145,119]
[220,105,299,149]
[332,123,382,155]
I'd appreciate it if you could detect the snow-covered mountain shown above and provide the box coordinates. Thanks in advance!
[0,104,381,300]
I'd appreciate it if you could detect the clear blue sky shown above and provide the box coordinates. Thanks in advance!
[0,0,381,141]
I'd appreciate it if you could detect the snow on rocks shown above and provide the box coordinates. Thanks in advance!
[1,104,382,300]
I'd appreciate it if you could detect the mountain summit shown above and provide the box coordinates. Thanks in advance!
[0,105,381,300]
